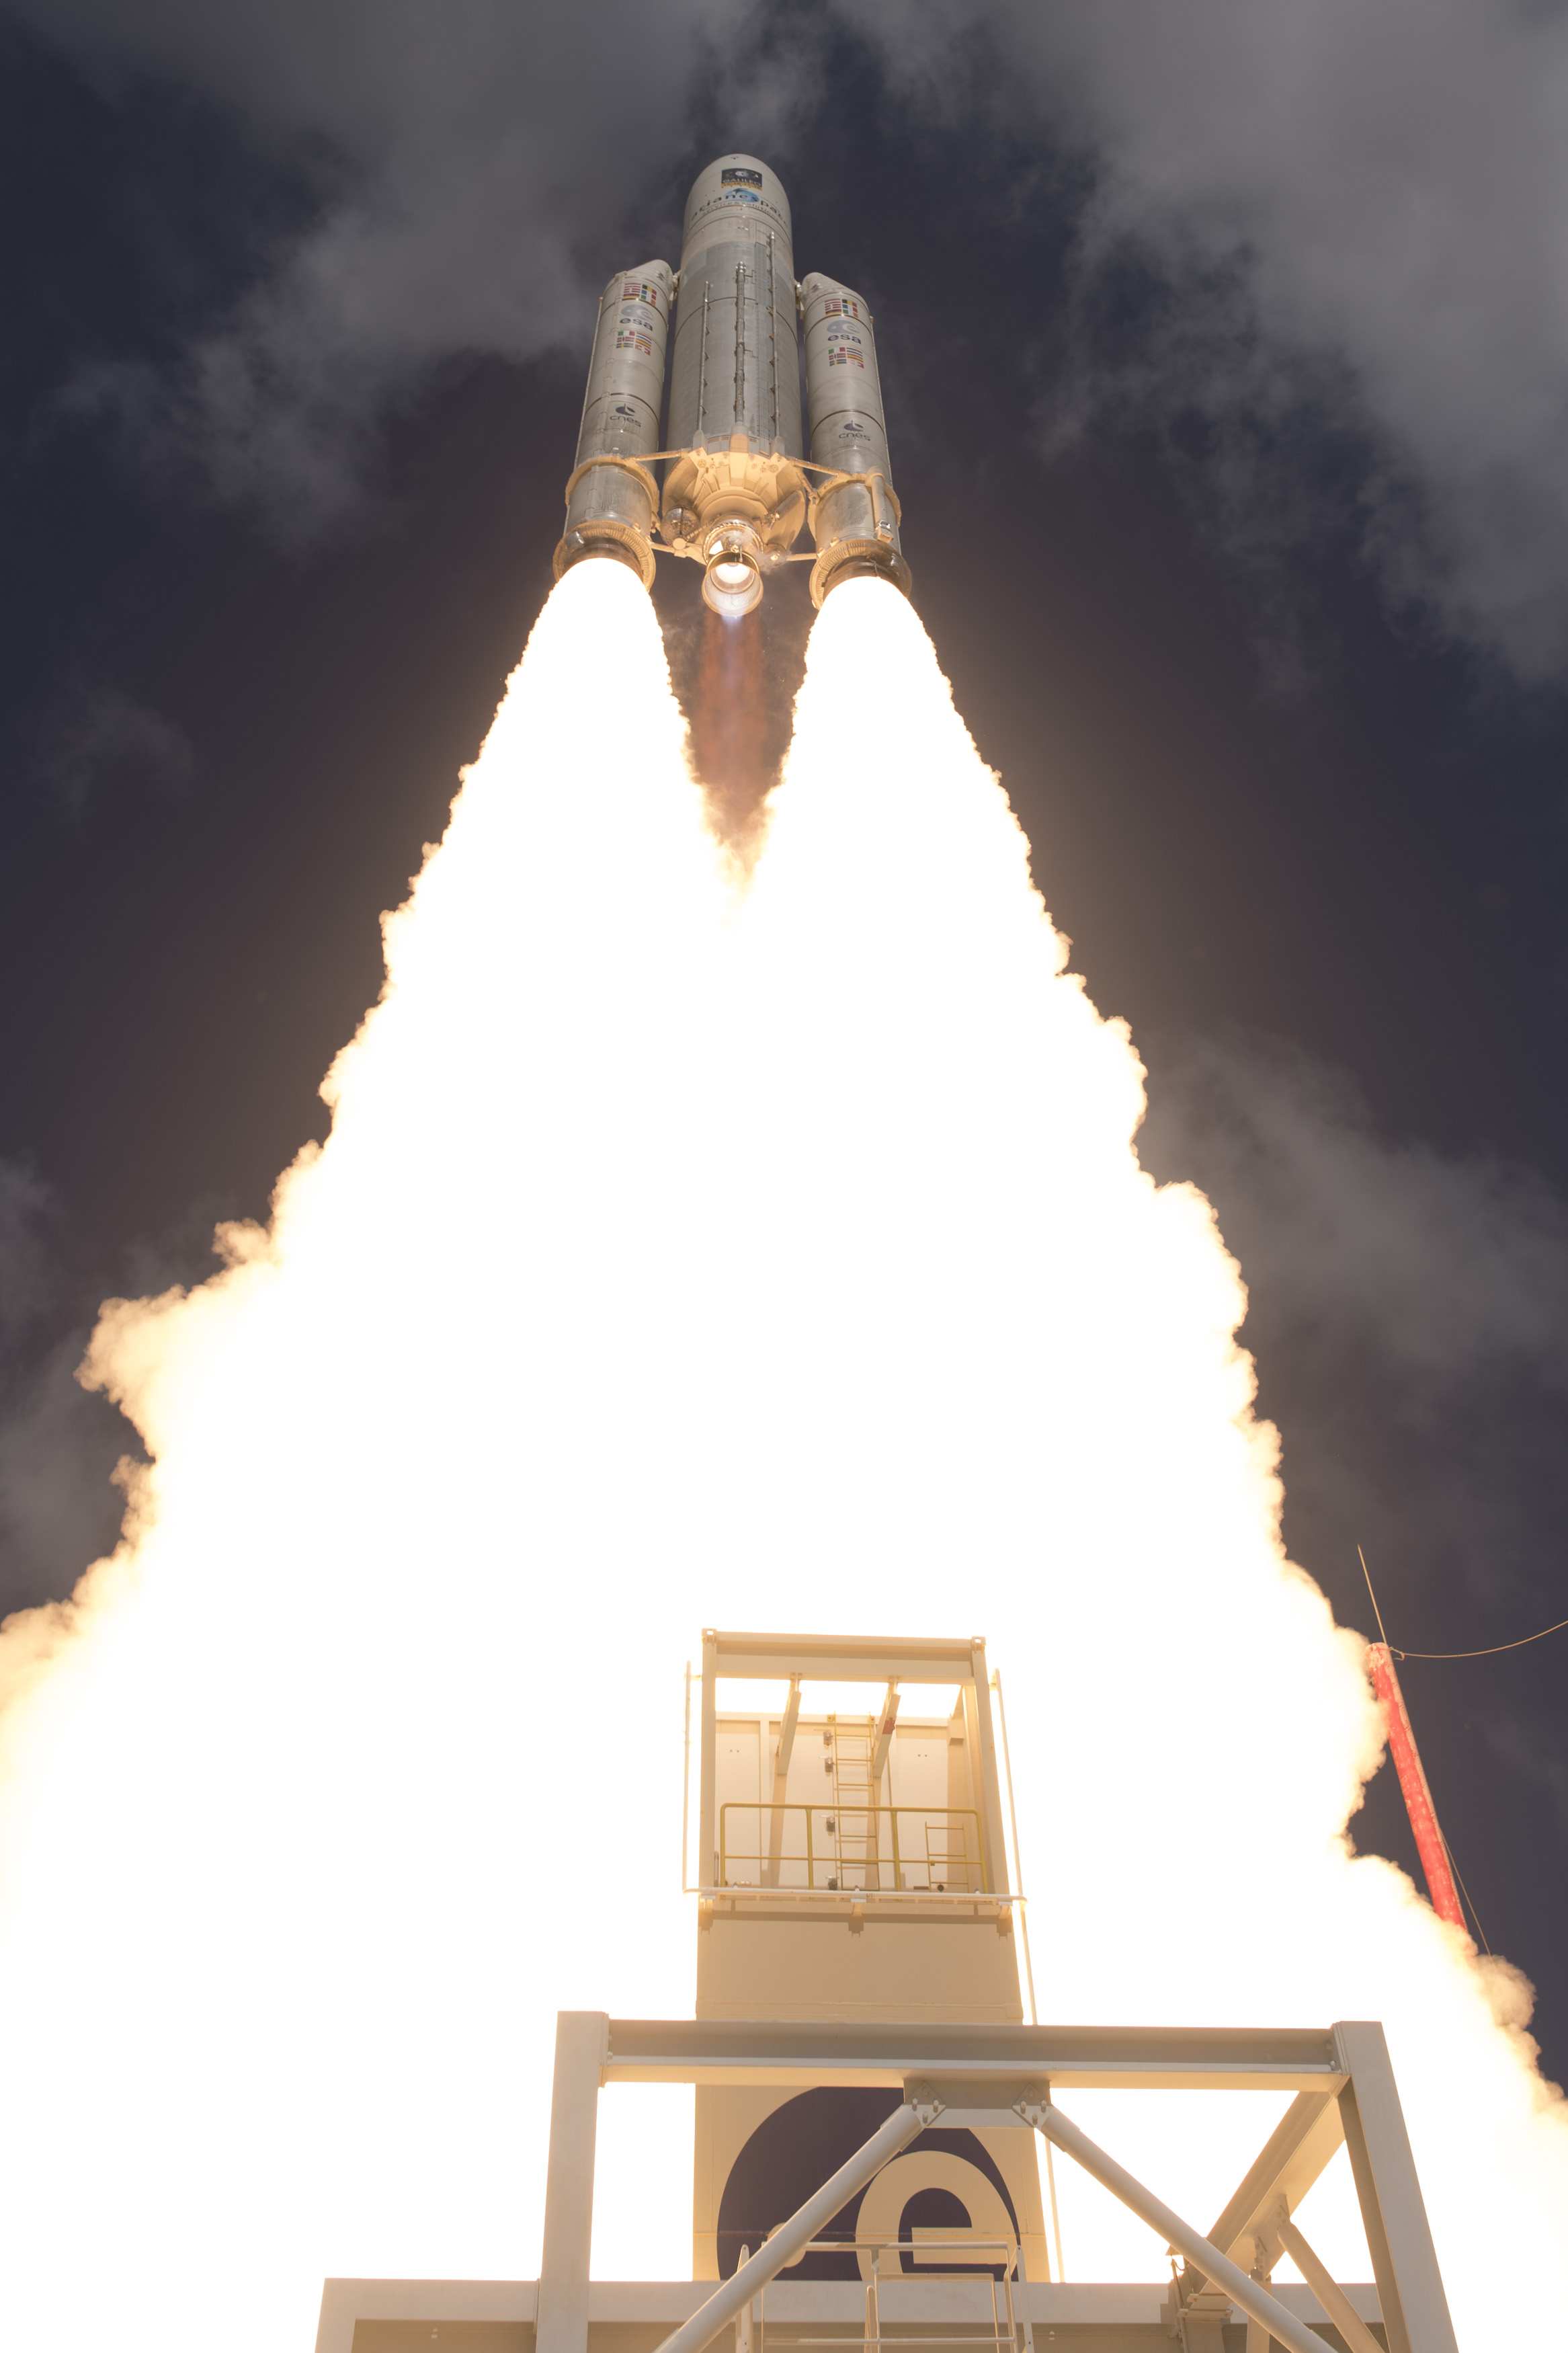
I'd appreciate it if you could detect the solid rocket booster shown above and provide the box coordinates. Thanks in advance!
[554,261,675,588]
[554,155,910,614]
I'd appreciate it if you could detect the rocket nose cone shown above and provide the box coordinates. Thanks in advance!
[682,153,792,247]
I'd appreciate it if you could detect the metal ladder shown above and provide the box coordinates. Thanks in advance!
[829,1716,880,1889]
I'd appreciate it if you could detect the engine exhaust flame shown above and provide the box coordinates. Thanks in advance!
[0,561,1563,2350]
[686,602,774,847]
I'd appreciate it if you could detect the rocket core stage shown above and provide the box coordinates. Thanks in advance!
[553,154,911,616]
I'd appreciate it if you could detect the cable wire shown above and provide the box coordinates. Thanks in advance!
[1387,1616,1568,1660]
[1358,1542,1568,1659]
[1358,1545,1390,1648]
[1440,1831,1491,1956]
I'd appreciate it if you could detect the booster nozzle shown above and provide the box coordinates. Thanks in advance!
[552,457,660,590]
[807,469,910,608]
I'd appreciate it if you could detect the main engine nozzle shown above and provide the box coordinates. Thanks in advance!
[700,522,764,619]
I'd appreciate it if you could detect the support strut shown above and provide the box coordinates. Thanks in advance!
[1014,2098,1334,2353]
[651,2098,937,2353]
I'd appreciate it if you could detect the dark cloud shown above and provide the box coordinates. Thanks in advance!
[1027,238,1413,700]
[3,0,810,534]
[1139,1033,1568,1622]
[0,1168,262,1622]
[36,683,195,826]
[1489,1712,1568,1839]
[1137,1032,1568,1931]
[0,1162,55,1340]
[844,0,1568,677]
[13,0,1568,672]
[0,1331,132,1618]
[0,1163,130,1619]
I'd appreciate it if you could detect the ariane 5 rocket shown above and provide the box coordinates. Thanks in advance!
[553,155,909,618]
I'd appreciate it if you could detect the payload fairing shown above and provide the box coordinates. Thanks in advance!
[554,155,909,616]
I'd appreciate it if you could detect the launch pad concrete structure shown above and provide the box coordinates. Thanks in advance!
[315,1632,1458,2353]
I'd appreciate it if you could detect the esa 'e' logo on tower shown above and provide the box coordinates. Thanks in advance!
[716,2088,1022,2283]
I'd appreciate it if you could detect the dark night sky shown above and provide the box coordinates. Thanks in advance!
[1,3,1565,2081]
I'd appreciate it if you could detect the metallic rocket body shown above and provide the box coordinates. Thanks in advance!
[554,153,909,614]
[665,158,802,459]
[799,271,903,610]
[559,264,674,588]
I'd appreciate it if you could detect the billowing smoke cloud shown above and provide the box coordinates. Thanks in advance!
[845,0,1568,675]
[0,1333,133,1612]
[1141,1033,1568,1599]
[0,1161,54,1349]
[1139,1034,1568,1868]
[1,562,1565,2349]
[0,1162,136,1616]
[5,0,802,530]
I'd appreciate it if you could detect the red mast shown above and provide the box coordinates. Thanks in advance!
[1366,1643,1466,1931]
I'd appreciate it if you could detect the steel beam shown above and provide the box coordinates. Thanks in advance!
[1334,2022,1457,2353]
[1014,2098,1333,2353]
[699,1634,718,1896]
[537,2012,609,2353]
[1202,2091,1346,2276]
[964,1638,1009,1896]
[776,1678,801,1778]
[651,2099,932,2353]
[868,1682,899,1790]
[1173,2299,1229,2353]
[706,1630,983,1683]
[764,1676,801,1888]
[603,2017,1344,2092]
[1273,2212,1384,2353]
[537,2011,1446,2353]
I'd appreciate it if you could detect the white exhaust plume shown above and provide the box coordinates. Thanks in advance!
[0,561,1563,2350]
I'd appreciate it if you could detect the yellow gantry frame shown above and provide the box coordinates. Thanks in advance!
[692,1630,1012,1909]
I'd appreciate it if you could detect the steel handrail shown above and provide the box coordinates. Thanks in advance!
[718,1802,985,1892]
[757,2233,1029,2353]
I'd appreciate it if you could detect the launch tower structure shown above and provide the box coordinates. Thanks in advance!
[554,156,909,616]
[688,1630,1050,2284]
[316,1630,1459,2353]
